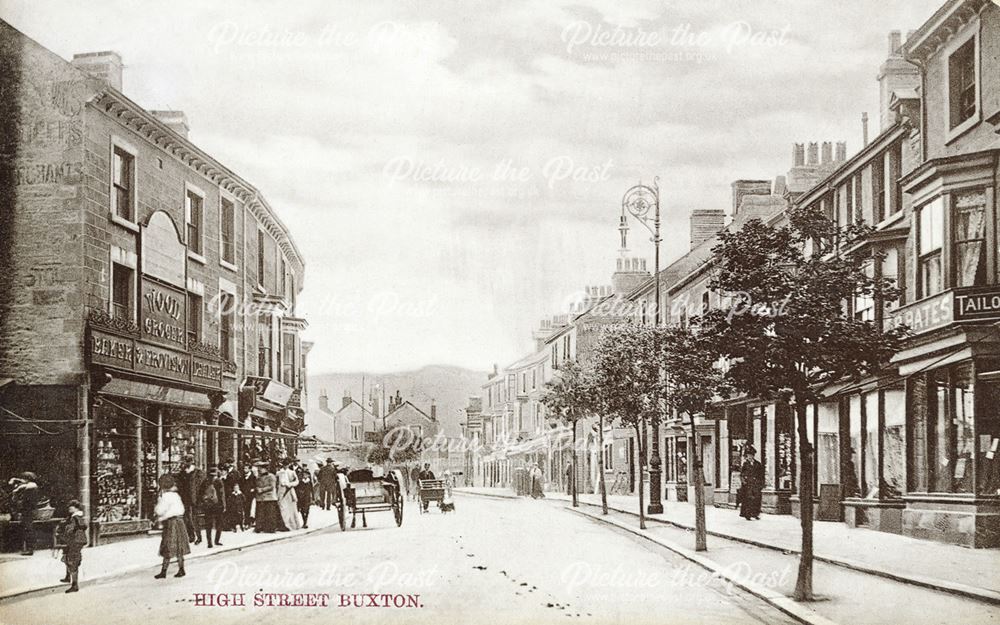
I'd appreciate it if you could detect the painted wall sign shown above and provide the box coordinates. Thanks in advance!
[141,278,186,349]
[884,291,953,335]
[141,211,186,288]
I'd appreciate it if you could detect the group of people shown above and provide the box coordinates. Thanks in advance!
[153,456,318,580]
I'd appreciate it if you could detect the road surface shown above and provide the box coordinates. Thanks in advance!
[0,494,797,625]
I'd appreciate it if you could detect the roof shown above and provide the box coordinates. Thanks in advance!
[385,400,434,423]
[903,0,988,64]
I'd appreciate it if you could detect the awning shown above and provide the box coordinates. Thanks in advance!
[191,422,299,439]
[897,347,972,377]
[98,377,213,410]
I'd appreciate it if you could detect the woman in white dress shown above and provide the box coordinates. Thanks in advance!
[276,459,303,530]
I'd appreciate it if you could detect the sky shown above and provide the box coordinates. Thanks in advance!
[2,0,943,374]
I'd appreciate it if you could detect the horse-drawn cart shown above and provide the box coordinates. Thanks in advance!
[336,469,404,529]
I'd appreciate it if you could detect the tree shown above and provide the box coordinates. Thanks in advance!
[700,208,906,600]
[541,360,599,509]
[351,427,423,466]
[593,323,663,529]
[661,324,730,551]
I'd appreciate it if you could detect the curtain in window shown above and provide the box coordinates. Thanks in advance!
[954,191,987,287]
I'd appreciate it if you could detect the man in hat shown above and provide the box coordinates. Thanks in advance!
[739,445,764,521]
[417,463,436,512]
[176,457,205,544]
[10,472,40,555]
[198,465,227,547]
[317,458,339,510]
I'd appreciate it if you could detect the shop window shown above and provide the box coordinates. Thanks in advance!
[864,391,879,498]
[846,395,862,497]
[185,189,203,255]
[675,438,687,484]
[917,198,944,297]
[111,262,134,321]
[186,292,202,347]
[976,364,1000,495]
[920,364,976,493]
[817,402,840,487]
[882,386,906,498]
[112,146,134,221]
[93,405,139,523]
[220,197,235,265]
[950,365,976,493]
[948,37,977,129]
[776,409,793,491]
[953,190,987,287]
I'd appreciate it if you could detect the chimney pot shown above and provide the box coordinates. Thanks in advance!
[821,141,832,164]
[807,142,819,165]
[793,143,805,167]
[835,141,847,162]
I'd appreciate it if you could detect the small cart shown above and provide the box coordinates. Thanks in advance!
[418,479,446,513]
[337,469,404,529]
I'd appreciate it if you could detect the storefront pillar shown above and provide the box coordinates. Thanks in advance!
[135,412,143,518]
[77,385,91,523]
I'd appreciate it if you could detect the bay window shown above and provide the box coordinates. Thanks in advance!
[917,198,944,297]
[953,190,987,287]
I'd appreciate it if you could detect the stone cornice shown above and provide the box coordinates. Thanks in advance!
[903,0,988,65]
[90,89,305,276]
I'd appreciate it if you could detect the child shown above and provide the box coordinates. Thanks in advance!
[228,483,246,532]
[58,500,87,593]
[154,474,190,578]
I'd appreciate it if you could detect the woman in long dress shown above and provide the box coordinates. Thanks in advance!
[154,474,190,578]
[277,460,303,531]
[254,464,280,533]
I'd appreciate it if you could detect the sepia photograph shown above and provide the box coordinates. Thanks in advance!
[0,0,999,624]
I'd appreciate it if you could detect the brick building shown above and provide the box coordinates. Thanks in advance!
[0,21,309,544]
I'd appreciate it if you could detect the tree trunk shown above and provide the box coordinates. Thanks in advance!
[690,419,707,551]
[572,418,579,508]
[598,413,608,515]
[793,399,814,601]
[634,422,646,530]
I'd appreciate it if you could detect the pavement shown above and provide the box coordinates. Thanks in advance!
[0,508,341,601]
[0,495,802,625]
[455,486,1000,606]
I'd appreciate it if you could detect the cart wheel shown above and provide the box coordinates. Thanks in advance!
[393,490,404,527]
[337,497,347,531]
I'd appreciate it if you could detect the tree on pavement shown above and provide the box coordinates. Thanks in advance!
[542,360,601,510]
[593,323,663,529]
[660,324,730,551]
[700,208,906,600]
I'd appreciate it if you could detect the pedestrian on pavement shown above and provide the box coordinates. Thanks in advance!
[9,472,40,555]
[530,464,545,499]
[240,464,257,527]
[317,458,338,510]
[254,463,280,533]
[221,463,239,531]
[57,499,87,593]
[565,459,574,496]
[417,463,436,512]
[154,474,189,578]
[277,459,302,531]
[295,464,314,529]
[175,457,205,545]
[739,446,763,521]
[410,464,421,501]
[198,466,226,548]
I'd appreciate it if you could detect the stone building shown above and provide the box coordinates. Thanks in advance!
[0,21,309,544]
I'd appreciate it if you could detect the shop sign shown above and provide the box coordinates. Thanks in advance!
[90,330,134,368]
[192,356,223,386]
[134,342,190,383]
[243,376,294,407]
[140,278,186,349]
[884,290,953,335]
[953,287,1000,322]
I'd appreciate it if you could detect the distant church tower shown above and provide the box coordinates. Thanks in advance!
[612,206,650,296]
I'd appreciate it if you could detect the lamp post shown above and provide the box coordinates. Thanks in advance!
[622,178,664,515]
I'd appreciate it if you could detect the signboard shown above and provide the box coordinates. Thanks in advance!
[954,287,1000,322]
[134,341,191,383]
[90,330,134,369]
[192,356,223,386]
[884,291,952,335]
[141,278,186,349]
[141,211,186,288]
[243,376,294,407]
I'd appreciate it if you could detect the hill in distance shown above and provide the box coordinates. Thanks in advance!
[307,365,489,437]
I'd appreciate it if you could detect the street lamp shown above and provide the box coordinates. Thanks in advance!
[622,178,664,515]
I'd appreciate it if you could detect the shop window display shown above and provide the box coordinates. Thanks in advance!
[977,368,1000,495]
[882,386,905,498]
[950,365,975,493]
[816,402,839,487]
[864,391,879,498]
[93,408,139,523]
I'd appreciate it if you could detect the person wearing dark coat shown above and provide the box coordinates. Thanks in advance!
[198,466,226,547]
[239,464,257,526]
[176,457,206,544]
[417,463,436,511]
[317,459,338,510]
[58,499,87,592]
[739,446,764,520]
[10,472,40,555]
[295,465,314,528]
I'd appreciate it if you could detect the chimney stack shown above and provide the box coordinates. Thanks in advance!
[878,30,919,131]
[792,143,805,166]
[71,51,123,91]
[888,30,902,56]
[731,180,772,217]
[807,142,819,165]
[835,141,847,162]
[150,110,190,138]
[689,209,726,250]
[862,112,870,146]
[430,401,437,421]
[318,389,330,413]
[342,390,352,410]
[821,141,832,164]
